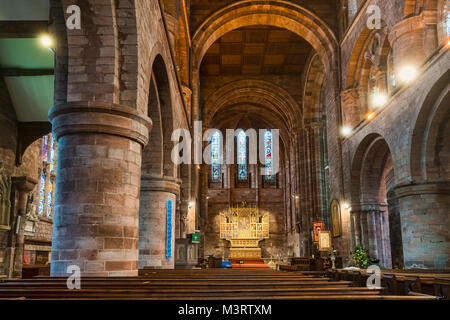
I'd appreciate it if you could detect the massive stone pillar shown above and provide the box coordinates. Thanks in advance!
[387,189,404,268]
[49,102,151,276]
[391,182,450,269]
[139,175,180,269]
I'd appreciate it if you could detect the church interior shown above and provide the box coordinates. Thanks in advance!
[0,0,449,301]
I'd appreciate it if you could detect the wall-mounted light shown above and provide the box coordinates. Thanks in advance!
[372,92,388,108]
[39,34,55,53]
[398,65,417,83]
[343,202,350,209]
[367,112,376,121]
[188,201,195,208]
[340,126,352,137]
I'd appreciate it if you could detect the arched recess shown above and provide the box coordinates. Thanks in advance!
[141,73,163,176]
[346,26,390,90]
[149,55,176,178]
[351,133,396,268]
[344,26,392,123]
[192,0,338,74]
[410,70,450,182]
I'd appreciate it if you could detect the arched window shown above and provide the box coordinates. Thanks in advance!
[264,130,273,180]
[38,134,56,218]
[237,131,247,180]
[211,131,221,182]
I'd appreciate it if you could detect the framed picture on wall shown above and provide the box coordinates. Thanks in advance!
[312,221,325,243]
[318,230,332,251]
[330,199,341,237]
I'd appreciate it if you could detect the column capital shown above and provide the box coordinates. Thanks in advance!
[11,176,38,193]
[49,102,152,147]
[388,181,450,200]
[140,174,181,195]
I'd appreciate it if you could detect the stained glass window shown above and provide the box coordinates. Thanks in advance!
[211,131,221,182]
[38,170,46,215]
[237,131,247,180]
[38,134,57,218]
[264,130,273,180]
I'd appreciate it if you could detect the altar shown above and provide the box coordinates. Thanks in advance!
[219,202,269,262]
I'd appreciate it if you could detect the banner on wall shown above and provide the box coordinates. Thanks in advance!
[166,199,173,259]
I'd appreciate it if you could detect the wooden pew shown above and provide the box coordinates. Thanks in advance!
[0,269,440,300]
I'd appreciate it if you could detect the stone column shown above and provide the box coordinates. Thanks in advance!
[387,189,404,268]
[366,210,378,260]
[350,209,362,250]
[10,176,37,278]
[391,182,450,269]
[139,175,181,269]
[49,102,151,276]
[359,210,370,252]
[388,16,426,79]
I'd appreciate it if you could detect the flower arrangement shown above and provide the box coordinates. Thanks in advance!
[352,246,369,268]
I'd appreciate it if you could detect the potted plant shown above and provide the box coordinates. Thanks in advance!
[352,246,369,269]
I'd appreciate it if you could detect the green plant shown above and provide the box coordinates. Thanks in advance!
[352,246,369,268]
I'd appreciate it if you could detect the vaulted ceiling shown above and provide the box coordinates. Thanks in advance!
[200,26,312,76]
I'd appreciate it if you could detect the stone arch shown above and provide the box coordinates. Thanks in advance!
[147,54,176,179]
[142,72,163,176]
[302,53,325,123]
[410,70,450,182]
[351,133,396,205]
[191,0,338,74]
[204,80,302,132]
[346,26,389,89]
[351,133,396,268]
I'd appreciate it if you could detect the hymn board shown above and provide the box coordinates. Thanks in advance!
[219,201,269,259]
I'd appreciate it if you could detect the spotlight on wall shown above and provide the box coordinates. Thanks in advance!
[188,201,195,208]
[372,93,388,108]
[398,65,417,83]
[39,34,54,53]
[340,126,352,137]
[367,112,376,121]
[343,202,350,209]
